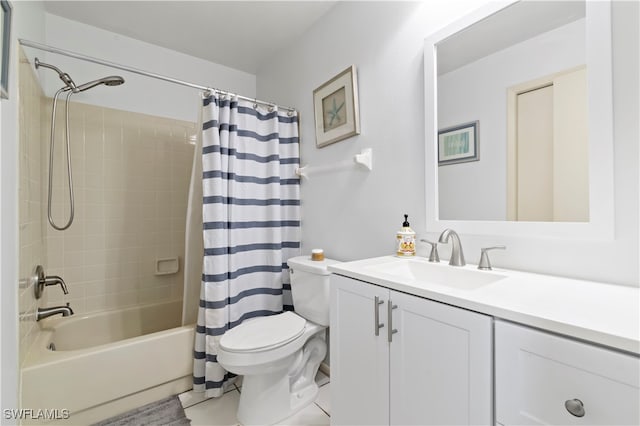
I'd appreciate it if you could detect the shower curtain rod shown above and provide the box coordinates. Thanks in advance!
[18,39,296,112]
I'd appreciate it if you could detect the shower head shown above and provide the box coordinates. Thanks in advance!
[34,58,124,92]
[35,57,77,90]
[74,76,125,93]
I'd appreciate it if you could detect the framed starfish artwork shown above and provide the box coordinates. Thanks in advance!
[313,65,360,148]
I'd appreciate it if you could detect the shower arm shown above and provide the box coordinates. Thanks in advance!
[47,87,75,231]
[35,57,77,91]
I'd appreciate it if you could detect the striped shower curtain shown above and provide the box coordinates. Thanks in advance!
[193,93,300,397]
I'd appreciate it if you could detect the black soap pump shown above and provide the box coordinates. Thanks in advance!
[396,214,416,257]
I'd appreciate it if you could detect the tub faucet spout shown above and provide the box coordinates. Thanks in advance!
[36,303,74,321]
[438,228,466,266]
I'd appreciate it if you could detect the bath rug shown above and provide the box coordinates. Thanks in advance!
[92,395,191,426]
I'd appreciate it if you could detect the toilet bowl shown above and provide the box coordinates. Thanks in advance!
[216,255,339,425]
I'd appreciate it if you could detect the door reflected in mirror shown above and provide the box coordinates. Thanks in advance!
[436,1,589,222]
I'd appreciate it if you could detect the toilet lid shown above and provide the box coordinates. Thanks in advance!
[219,312,306,353]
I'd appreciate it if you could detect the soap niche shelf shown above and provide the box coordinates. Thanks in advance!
[155,257,179,275]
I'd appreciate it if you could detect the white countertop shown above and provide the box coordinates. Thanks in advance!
[328,256,640,355]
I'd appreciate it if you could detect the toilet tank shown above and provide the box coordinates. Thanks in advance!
[287,256,340,326]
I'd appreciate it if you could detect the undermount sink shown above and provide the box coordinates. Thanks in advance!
[365,258,506,290]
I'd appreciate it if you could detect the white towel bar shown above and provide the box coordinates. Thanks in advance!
[295,148,373,179]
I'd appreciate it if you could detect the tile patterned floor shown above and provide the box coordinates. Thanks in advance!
[180,372,330,426]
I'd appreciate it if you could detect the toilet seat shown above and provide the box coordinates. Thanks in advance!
[219,312,306,353]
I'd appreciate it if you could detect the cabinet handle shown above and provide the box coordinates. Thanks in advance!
[374,296,384,336]
[387,300,398,342]
[564,399,585,418]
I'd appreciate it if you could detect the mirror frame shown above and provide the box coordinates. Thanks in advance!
[424,0,614,240]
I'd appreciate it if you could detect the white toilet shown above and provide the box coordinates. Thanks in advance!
[217,255,339,425]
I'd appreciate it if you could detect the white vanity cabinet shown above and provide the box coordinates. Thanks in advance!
[330,274,493,425]
[495,320,640,426]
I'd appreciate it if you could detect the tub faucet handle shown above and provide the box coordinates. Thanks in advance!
[44,275,69,294]
[33,265,69,299]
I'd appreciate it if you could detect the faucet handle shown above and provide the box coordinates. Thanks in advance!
[34,265,69,299]
[44,275,69,294]
[478,246,506,271]
[420,239,440,263]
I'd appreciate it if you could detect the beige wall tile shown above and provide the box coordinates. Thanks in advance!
[17,50,46,366]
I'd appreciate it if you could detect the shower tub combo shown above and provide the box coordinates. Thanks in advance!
[19,54,197,424]
[21,300,194,424]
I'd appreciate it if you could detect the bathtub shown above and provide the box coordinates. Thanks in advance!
[21,300,195,424]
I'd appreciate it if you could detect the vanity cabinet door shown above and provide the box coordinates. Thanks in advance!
[495,320,640,425]
[331,274,493,425]
[390,290,493,426]
[330,274,390,425]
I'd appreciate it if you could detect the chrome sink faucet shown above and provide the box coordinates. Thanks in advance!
[36,303,74,321]
[438,229,466,266]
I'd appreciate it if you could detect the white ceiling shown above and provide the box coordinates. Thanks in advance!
[43,1,337,74]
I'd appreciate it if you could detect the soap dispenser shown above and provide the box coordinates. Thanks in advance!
[396,214,416,257]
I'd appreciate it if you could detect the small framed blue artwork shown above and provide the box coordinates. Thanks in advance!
[438,121,479,166]
[313,65,360,148]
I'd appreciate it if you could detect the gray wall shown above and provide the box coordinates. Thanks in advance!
[257,1,466,261]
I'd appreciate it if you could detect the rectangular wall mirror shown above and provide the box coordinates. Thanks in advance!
[424,0,615,240]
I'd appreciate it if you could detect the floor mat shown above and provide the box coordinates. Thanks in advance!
[92,395,191,426]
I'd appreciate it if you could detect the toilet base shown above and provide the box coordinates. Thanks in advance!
[237,373,319,425]
[235,335,326,425]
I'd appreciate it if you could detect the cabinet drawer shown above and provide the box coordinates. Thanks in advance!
[496,320,639,425]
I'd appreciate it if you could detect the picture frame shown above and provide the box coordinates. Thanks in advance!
[0,0,12,100]
[438,121,479,166]
[313,65,360,148]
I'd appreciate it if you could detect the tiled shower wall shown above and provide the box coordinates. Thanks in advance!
[42,98,196,312]
[18,49,196,365]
